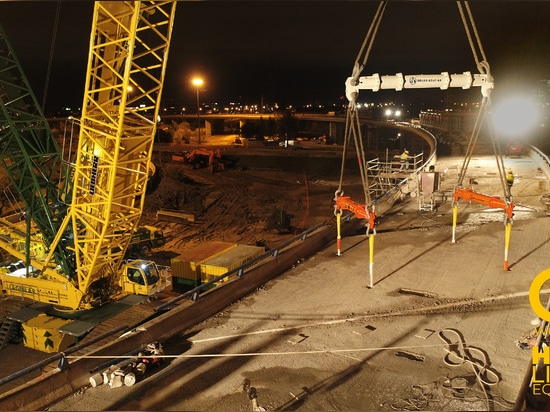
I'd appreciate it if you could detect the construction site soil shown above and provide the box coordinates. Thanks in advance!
[144,144,364,265]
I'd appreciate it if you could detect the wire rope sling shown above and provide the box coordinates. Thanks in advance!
[333,1,511,291]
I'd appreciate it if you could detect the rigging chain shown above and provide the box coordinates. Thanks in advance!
[336,1,387,213]
[337,1,511,214]
[456,1,511,201]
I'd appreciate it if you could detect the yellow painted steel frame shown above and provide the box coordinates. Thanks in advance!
[44,1,176,309]
[0,216,85,306]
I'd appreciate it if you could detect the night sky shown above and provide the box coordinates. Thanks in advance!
[0,1,549,113]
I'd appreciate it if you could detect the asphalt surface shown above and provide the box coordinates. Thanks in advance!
[41,152,550,411]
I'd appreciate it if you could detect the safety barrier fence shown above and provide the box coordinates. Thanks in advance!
[155,222,325,311]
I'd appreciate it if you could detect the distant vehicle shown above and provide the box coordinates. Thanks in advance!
[316,135,334,145]
[508,144,523,157]
[171,151,188,162]
[279,139,301,148]
[128,225,166,256]
[172,148,238,172]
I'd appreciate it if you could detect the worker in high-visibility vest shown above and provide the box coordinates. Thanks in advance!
[506,169,515,191]
[400,149,410,170]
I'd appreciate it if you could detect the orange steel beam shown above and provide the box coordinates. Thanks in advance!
[335,195,376,229]
[453,188,514,219]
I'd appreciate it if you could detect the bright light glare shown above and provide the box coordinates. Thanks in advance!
[192,78,203,87]
[492,97,538,137]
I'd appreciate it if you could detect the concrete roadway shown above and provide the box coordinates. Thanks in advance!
[41,152,550,410]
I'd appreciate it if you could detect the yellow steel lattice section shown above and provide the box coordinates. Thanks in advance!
[66,1,176,301]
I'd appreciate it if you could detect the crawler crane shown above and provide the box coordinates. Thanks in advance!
[335,1,513,286]
[0,1,177,319]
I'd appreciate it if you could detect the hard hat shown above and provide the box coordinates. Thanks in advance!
[508,169,513,173]
[405,150,409,154]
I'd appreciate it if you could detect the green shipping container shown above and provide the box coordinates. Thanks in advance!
[201,244,265,283]
[171,276,200,293]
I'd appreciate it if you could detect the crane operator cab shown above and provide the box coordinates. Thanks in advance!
[121,260,162,296]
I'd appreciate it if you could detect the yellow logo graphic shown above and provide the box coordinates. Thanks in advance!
[530,269,550,397]
[530,268,550,322]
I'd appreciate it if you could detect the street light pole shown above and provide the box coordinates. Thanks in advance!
[195,86,201,145]
[192,78,203,145]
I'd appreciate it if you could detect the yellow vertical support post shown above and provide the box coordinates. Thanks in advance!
[336,211,342,256]
[368,234,374,288]
[452,204,458,243]
[504,221,512,271]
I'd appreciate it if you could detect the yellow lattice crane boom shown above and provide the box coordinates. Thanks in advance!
[0,1,177,310]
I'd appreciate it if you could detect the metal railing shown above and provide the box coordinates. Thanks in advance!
[155,222,325,312]
[0,324,128,388]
